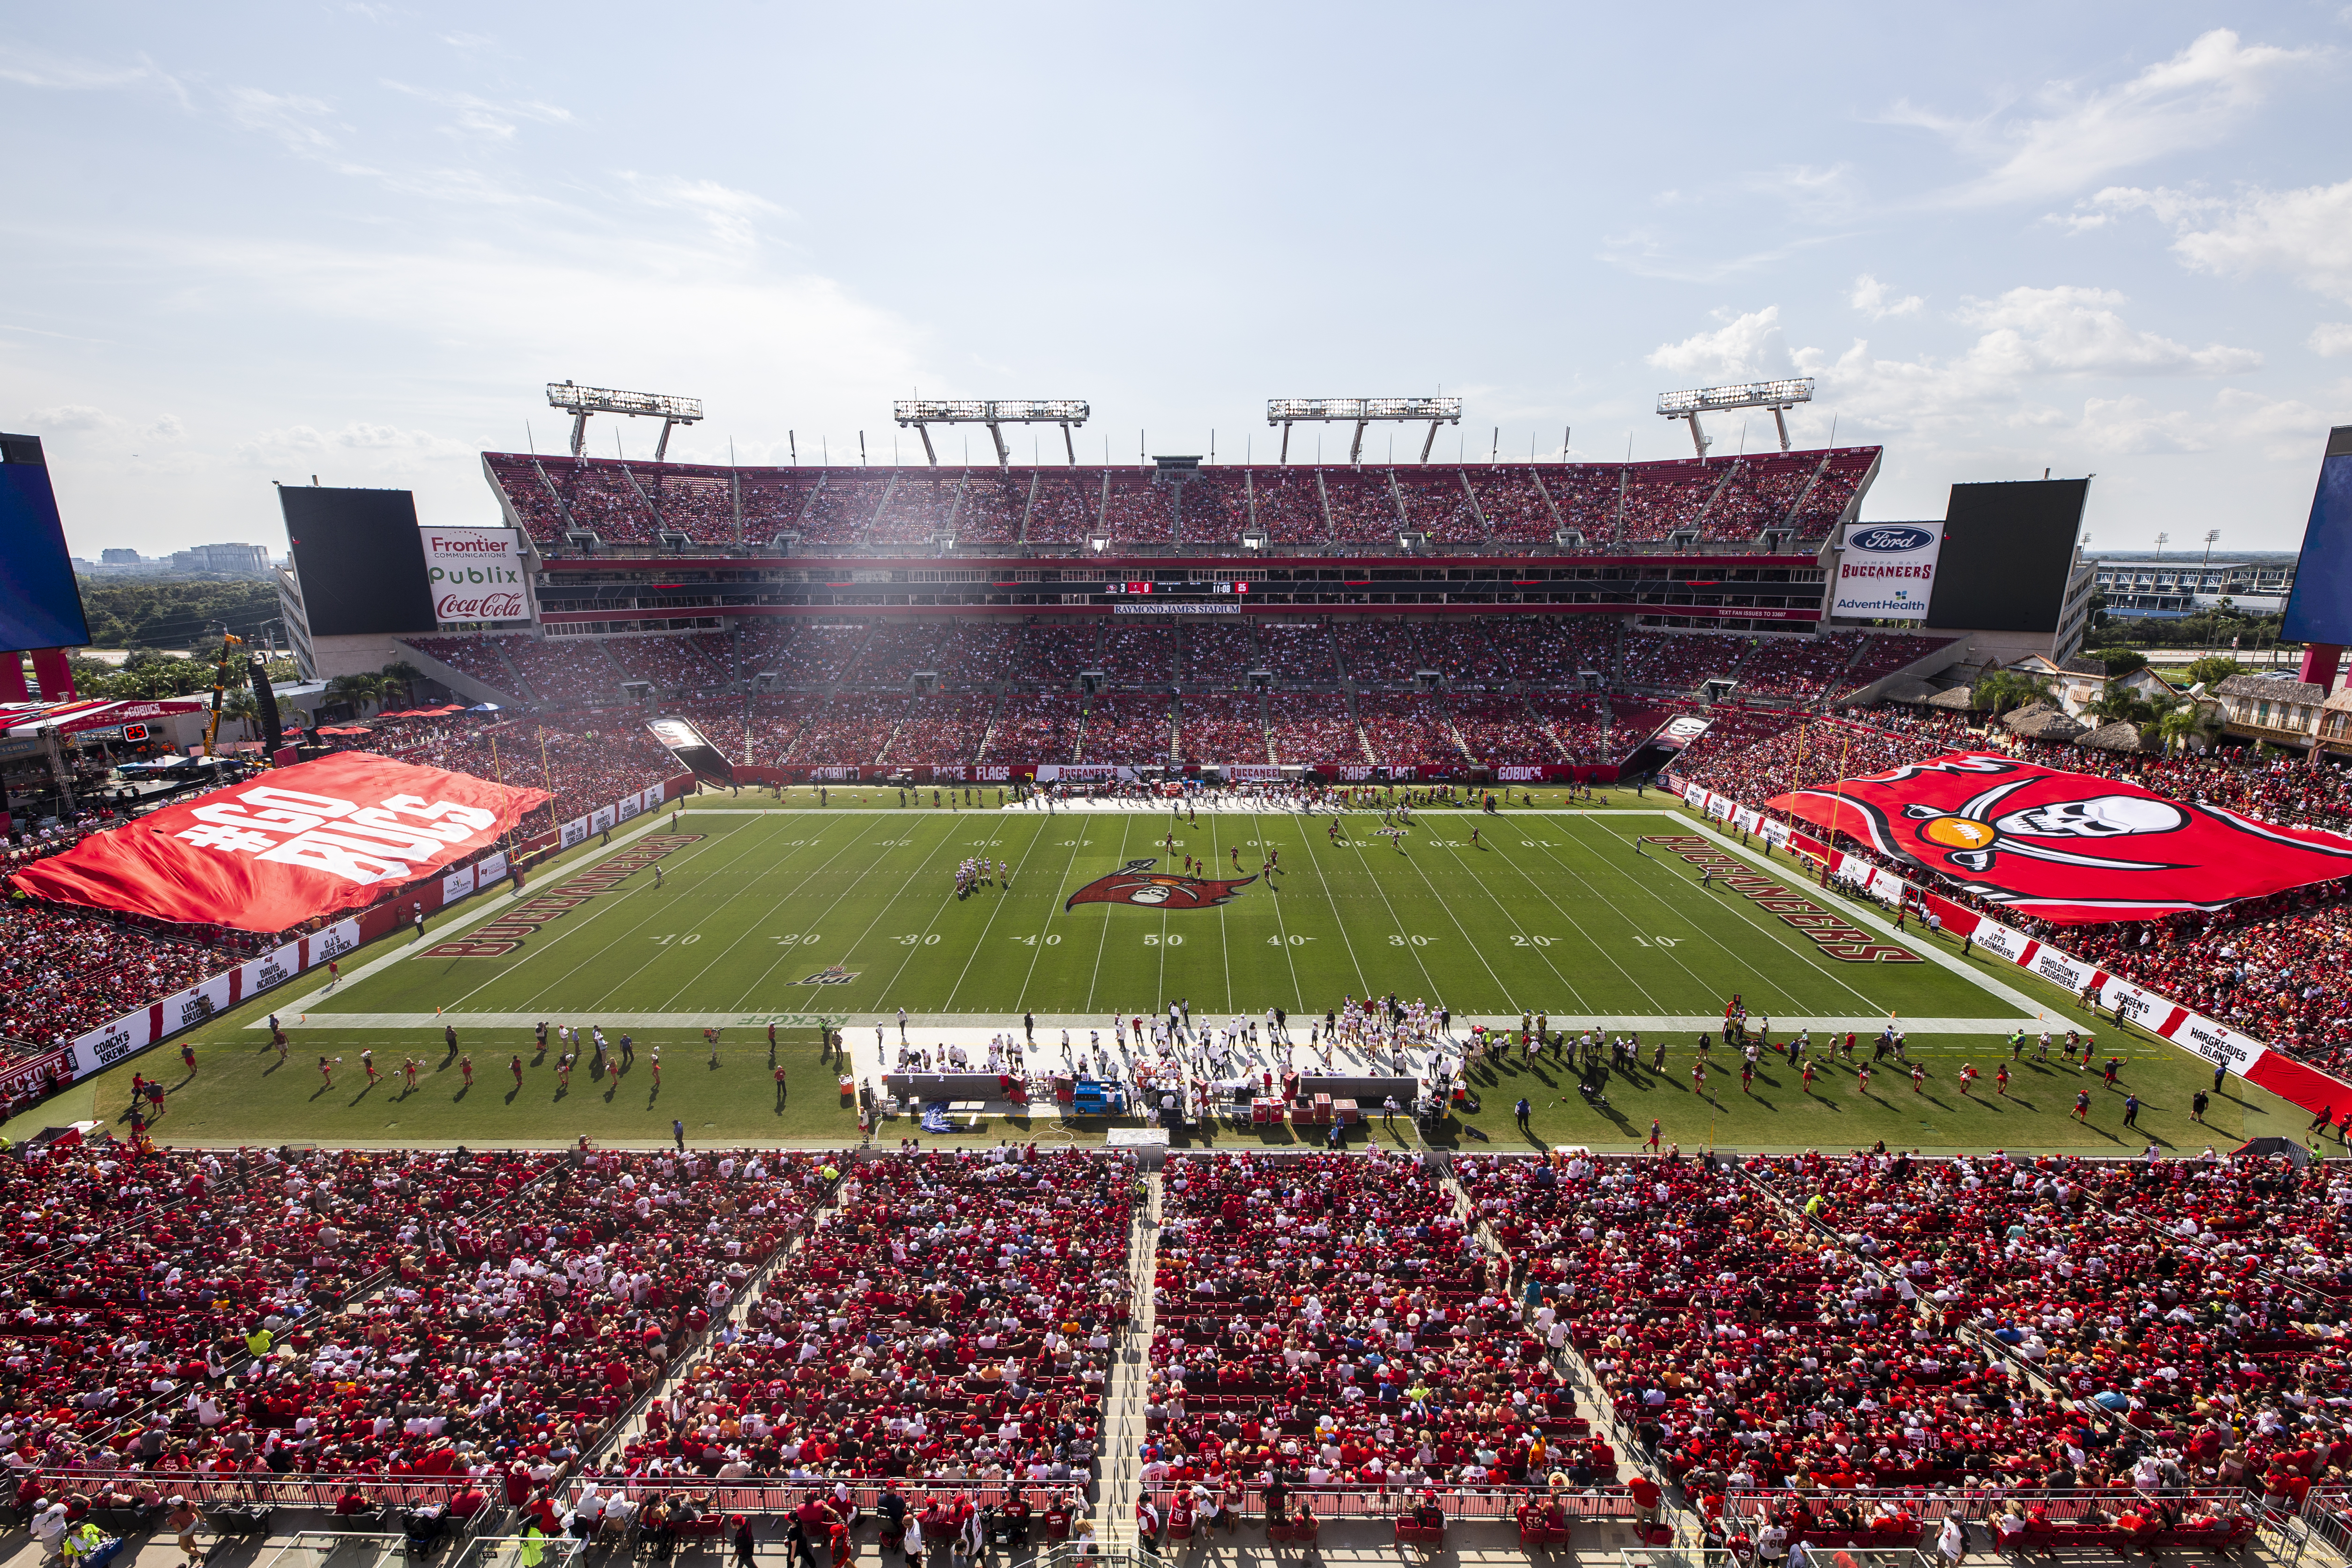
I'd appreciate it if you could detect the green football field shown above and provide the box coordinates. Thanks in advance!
[36,791,2306,1155]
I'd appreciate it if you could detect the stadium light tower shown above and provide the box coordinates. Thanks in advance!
[1655,377,1814,459]
[1266,398,1463,466]
[893,399,1091,467]
[546,382,705,460]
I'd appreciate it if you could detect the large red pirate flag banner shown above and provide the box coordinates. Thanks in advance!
[1769,751,2352,925]
[9,752,550,934]
[1065,858,1255,910]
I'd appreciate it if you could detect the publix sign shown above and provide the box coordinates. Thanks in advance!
[423,528,530,625]
[1833,522,1943,621]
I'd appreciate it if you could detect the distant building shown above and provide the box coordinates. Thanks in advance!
[169,542,273,577]
[100,547,142,564]
[2090,555,2296,616]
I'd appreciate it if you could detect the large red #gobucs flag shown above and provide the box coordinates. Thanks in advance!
[1769,752,2352,924]
[9,752,550,933]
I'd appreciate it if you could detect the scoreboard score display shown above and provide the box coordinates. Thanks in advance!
[1108,579,1252,595]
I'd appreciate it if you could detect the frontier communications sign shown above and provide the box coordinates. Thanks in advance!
[1832,522,1943,621]
[423,527,531,626]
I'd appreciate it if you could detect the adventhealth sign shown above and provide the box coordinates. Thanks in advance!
[1832,523,1943,621]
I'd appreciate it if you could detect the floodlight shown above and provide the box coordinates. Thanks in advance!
[546,381,705,459]
[1265,397,1463,465]
[1655,378,1814,457]
[892,399,1091,466]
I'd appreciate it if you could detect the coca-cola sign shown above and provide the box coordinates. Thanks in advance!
[423,527,530,625]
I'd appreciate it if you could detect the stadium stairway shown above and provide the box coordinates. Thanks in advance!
[1091,1168,1161,1545]
[1437,1157,1699,1552]
[577,1155,858,1472]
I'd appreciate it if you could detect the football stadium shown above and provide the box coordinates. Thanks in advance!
[3,381,2352,1568]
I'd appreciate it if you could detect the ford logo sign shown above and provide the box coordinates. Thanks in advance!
[1849,525,1935,553]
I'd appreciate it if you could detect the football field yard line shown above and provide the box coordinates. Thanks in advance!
[1011,824,1095,1009]
[725,822,937,1002]
[854,815,1011,1009]
[647,814,894,1010]
[1080,817,1139,1015]
[271,807,687,1019]
[1666,810,2056,1020]
[499,817,823,1016]
[1206,814,1234,1015]
[428,819,752,1015]
[1548,817,1892,1018]
[1257,826,1308,1008]
[938,816,1058,1012]
[270,1011,2044,1033]
[1292,820,1372,1001]
[1305,823,1445,1005]
[1396,835,1559,1013]
[1435,835,1633,1014]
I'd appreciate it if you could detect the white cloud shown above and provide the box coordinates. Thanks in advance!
[235,421,472,472]
[0,45,185,104]
[223,88,339,155]
[1645,307,1790,381]
[2312,323,2352,355]
[381,81,574,142]
[1888,30,2313,207]
[25,404,123,432]
[618,174,789,247]
[2087,178,2352,305]
[1850,274,1923,319]
[1956,285,2259,375]
[144,414,185,441]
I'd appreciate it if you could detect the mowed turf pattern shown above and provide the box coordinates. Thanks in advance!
[36,797,2305,1154]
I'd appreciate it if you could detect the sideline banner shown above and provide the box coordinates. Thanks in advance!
[7,753,550,934]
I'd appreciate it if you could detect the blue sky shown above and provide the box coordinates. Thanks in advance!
[6,3,2351,558]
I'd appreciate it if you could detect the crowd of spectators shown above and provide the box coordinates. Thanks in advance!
[1257,627,1337,686]
[1024,475,1101,546]
[1450,698,1571,766]
[1176,697,1269,766]
[1621,634,1745,692]
[481,452,1885,554]
[0,902,215,1057]
[1149,1152,1579,1492]
[1265,697,1365,765]
[1354,697,1466,767]
[659,1148,1132,1484]
[0,1141,833,1487]
[1080,698,1174,766]
[500,639,623,709]
[1457,1153,2089,1494]
[800,474,892,547]
[847,624,951,688]
[1733,636,1863,704]
[868,475,962,547]
[788,698,909,767]
[1395,473,1487,545]
[607,636,730,695]
[984,697,1082,763]
[1323,472,1404,545]
[880,699,995,767]
[1101,626,1177,690]
[1474,470,1563,544]
[1100,476,1178,545]
[1249,472,1328,545]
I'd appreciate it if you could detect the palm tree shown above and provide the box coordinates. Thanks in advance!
[379,660,423,706]
[2085,680,2155,726]
[327,672,386,716]
[1971,669,2051,717]
[2153,696,2219,756]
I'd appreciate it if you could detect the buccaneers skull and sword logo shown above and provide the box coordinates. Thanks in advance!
[1064,858,1256,911]
[1770,752,2352,925]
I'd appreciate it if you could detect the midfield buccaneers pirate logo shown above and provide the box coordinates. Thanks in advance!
[1769,752,2352,925]
[1064,858,1255,911]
